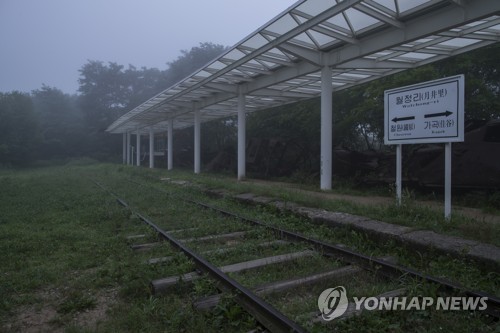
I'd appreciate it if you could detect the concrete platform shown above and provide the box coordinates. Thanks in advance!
[206,188,499,271]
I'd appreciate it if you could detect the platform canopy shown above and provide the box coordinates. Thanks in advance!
[107,0,500,134]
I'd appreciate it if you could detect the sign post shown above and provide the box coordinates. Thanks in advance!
[396,144,402,206]
[384,75,464,219]
[444,142,452,218]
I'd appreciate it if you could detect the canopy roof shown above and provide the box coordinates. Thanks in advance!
[107,0,500,134]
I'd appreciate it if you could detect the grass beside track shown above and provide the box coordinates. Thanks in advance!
[157,169,500,247]
[0,162,498,332]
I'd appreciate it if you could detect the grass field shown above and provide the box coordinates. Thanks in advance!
[0,161,498,332]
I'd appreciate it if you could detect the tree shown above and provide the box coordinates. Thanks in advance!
[157,43,230,167]
[77,61,161,159]
[247,99,321,174]
[163,42,227,87]
[242,44,500,179]
[78,61,131,131]
[0,92,39,165]
[332,44,500,151]
[435,43,500,120]
[31,85,85,159]
[75,43,228,161]
[125,66,165,109]
[333,65,439,150]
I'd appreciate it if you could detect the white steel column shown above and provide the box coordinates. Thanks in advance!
[320,66,333,190]
[122,133,127,164]
[149,129,154,169]
[237,92,246,180]
[126,132,131,165]
[136,131,141,167]
[168,120,173,170]
[194,109,201,174]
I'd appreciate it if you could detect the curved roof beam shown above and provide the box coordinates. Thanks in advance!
[107,0,500,133]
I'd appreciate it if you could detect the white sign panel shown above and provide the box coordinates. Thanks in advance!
[384,75,464,145]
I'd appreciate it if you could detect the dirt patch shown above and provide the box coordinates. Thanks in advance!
[3,287,118,333]
[72,289,118,330]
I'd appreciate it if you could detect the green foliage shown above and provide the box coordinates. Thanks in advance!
[333,44,500,150]
[0,91,39,165]
[158,43,233,167]
[1,164,498,332]
[211,295,256,331]
[3,41,500,173]
[77,61,168,132]
[75,42,228,163]
[166,42,228,86]
[32,85,86,159]
[246,99,322,174]
[245,44,500,178]
[78,61,132,129]
[435,43,500,120]
[57,292,97,314]
[334,65,439,149]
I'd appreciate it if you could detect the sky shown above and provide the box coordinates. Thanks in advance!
[0,0,296,95]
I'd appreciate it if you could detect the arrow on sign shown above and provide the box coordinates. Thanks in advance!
[392,116,415,123]
[424,110,453,119]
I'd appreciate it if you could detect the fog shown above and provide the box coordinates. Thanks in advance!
[0,0,295,94]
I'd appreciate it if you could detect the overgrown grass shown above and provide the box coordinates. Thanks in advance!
[0,164,258,332]
[153,168,500,246]
[0,163,498,332]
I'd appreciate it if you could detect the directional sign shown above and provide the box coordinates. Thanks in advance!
[384,75,464,145]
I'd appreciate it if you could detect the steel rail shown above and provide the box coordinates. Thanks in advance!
[123,178,500,319]
[190,199,500,319]
[92,180,307,333]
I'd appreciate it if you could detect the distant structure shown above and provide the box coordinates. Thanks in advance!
[107,0,500,190]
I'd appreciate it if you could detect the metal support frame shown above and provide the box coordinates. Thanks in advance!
[238,91,246,180]
[136,131,141,167]
[122,133,127,164]
[194,108,201,174]
[126,132,131,165]
[106,0,500,196]
[168,120,173,170]
[396,143,453,219]
[396,144,402,205]
[444,142,452,219]
[320,65,333,190]
[149,129,154,169]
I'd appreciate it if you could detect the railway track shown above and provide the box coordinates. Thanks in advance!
[92,178,499,332]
